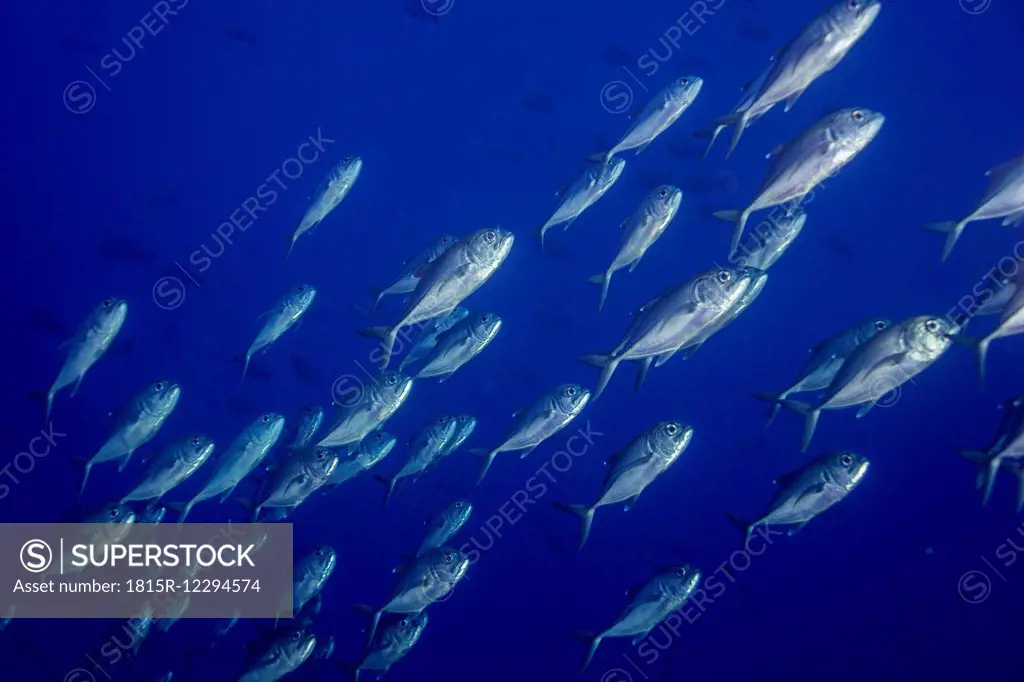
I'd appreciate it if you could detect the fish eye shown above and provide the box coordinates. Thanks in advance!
[679,78,689,86]
[847,0,860,8]
[400,619,410,628]
[479,314,489,323]
[374,432,385,441]
[925,319,940,333]
[315,449,327,461]
[190,436,201,446]
[341,156,350,164]
[484,231,496,242]
[675,567,687,577]
[459,415,468,423]
[261,415,271,424]
[840,453,854,466]
[875,320,887,330]
[659,188,668,198]
[386,375,398,386]
[566,386,577,397]
[438,416,448,424]
[851,110,865,122]
[102,299,113,308]
[717,271,732,283]
[665,423,678,436]
[455,501,464,508]
[290,631,302,641]
[305,406,315,413]
[444,553,454,564]
[108,508,120,519]
[296,285,305,293]
[441,236,451,244]
[154,382,164,391]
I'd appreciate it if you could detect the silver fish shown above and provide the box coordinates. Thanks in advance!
[287,155,362,258]
[769,316,958,451]
[360,228,514,368]
[358,547,469,645]
[556,422,692,549]
[926,154,1024,262]
[355,612,428,682]
[539,158,626,249]
[677,268,769,361]
[696,57,775,158]
[962,397,1024,507]
[121,435,215,504]
[317,371,413,448]
[312,635,335,661]
[373,234,457,313]
[79,379,181,496]
[247,446,339,520]
[588,186,683,311]
[377,416,459,505]
[399,306,470,372]
[435,414,477,461]
[593,76,704,161]
[729,450,869,538]
[762,318,891,427]
[47,297,128,422]
[414,312,502,381]
[581,266,757,399]
[293,546,337,614]
[712,0,882,158]
[177,413,285,522]
[289,405,324,450]
[241,285,317,382]
[714,107,885,255]
[473,384,591,484]
[732,207,807,270]
[418,499,473,556]
[135,506,168,524]
[576,564,701,670]
[969,271,1024,384]
[238,628,316,682]
[327,431,397,486]
[973,274,1017,317]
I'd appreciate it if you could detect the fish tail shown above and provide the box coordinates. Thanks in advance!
[718,111,750,159]
[44,386,56,425]
[761,396,818,451]
[756,390,789,430]
[471,449,499,485]
[579,354,620,401]
[1013,465,1024,513]
[373,474,398,507]
[976,336,992,387]
[76,459,94,500]
[924,219,970,263]
[285,234,298,261]
[539,223,551,252]
[712,209,750,256]
[962,450,1001,506]
[694,124,725,158]
[358,326,398,368]
[724,511,754,545]
[587,151,611,164]
[553,502,595,550]
[571,630,604,671]
[174,499,196,524]
[587,272,613,312]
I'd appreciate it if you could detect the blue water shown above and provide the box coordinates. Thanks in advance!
[3,0,1024,679]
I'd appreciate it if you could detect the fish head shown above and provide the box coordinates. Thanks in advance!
[363,430,398,463]
[737,266,769,303]
[331,156,363,186]
[427,415,460,446]
[431,234,458,259]
[854,317,892,345]
[600,156,627,185]
[437,306,470,334]
[555,383,591,416]
[825,451,870,490]
[309,447,341,482]
[375,371,414,408]
[435,547,471,583]
[141,379,182,416]
[89,502,136,525]
[446,499,474,528]
[393,612,429,647]
[285,284,318,313]
[648,421,694,459]
[276,628,317,666]
[827,0,882,39]
[470,312,503,342]
[250,413,287,446]
[138,507,168,524]
[658,563,702,600]
[90,297,129,334]
[450,415,478,447]
[181,434,216,466]
[649,185,683,218]
[769,207,807,236]
[904,316,958,358]
[465,227,515,267]
[691,266,757,311]
[297,405,325,432]
[308,545,337,581]
[666,75,704,106]
[830,107,885,150]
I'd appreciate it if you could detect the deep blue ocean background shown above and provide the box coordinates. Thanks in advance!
[2,0,1024,680]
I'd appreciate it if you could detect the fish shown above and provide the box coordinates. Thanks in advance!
[50,503,136,579]
[121,435,216,505]
[539,158,626,249]
[434,414,477,461]
[376,416,459,506]
[238,627,316,682]
[679,268,768,357]
[293,546,337,615]
[175,413,285,523]
[588,186,683,311]
[240,285,317,382]
[312,635,335,661]
[327,431,397,487]
[413,312,503,381]
[973,274,1017,317]
[960,270,1024,383]
[762,316,959,451]
[135,506,168,524]
[591,76,704,162]
[354,547,469,645]
[317,371,413,448]
[573,565,701,670]
[731,207,807,270]
[373,235,458,314]
[472,384,591,484]
[418,499,473,556]
[289,405,324,451]
[925,154,1024,262]
[78,379,182,497]
[350,612,428,682]
[709,0,882,158]
[243,446,339,521]
[714,107,884,255]
[555,422,693,549]
[581,266,758,399]
[761,318,891,427]
[359,228,514,368]
[961,397,1024,507]
[46,297,128,422]
[287,156,362,258]
[398,306,470,372]
[727,451,870,539]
